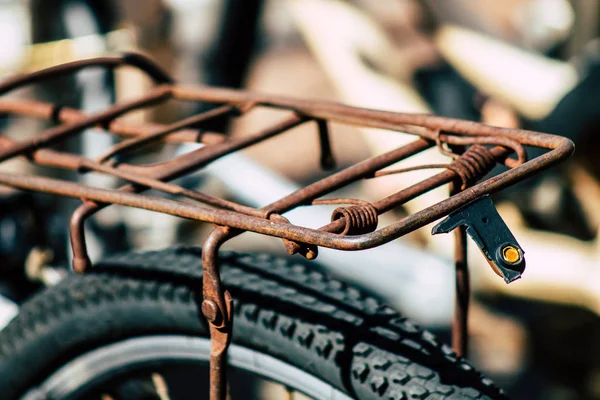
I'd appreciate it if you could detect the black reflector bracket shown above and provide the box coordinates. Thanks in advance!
[432,195,525,284]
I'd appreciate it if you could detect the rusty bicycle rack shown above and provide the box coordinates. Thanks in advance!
[0,53,574,400]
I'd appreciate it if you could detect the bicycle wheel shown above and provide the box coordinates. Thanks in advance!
[0,247,506,400]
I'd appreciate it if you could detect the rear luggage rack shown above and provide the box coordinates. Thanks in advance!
[0,54,574,393]
[0,53,573,263]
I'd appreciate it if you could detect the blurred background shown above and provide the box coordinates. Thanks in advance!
[0,0,600,399]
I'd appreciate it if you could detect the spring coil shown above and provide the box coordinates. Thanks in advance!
[448,145,496,190]
[331,203,378,235]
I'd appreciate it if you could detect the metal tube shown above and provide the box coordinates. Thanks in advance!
[202,228,234,400]
[265,139,432,213]
[0,99,225,145]
[96,104,235,162]
[0,86,172,162]
[450,183,469,357]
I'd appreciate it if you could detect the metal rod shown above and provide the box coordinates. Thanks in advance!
[96,104,235,162]
[264,139,432,214]
[0,86,172,162]
[0,53,173,96]
[0,99,225,145]
[202,227,234,400]
[171,84,569,150]
[450,182,469,357]
[316,119,335,170]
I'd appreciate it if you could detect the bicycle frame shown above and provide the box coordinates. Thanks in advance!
[0,53,573,400]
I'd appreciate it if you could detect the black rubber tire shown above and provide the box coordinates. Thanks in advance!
[0,247,507,400]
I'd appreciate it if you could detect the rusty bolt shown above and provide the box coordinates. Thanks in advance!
[202,299,222,325]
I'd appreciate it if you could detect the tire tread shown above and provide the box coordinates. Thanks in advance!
[0,247,506,400]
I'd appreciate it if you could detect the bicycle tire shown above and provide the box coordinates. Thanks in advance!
[0,247,507,400]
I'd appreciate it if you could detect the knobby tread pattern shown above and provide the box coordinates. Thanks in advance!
[0,247,507,400]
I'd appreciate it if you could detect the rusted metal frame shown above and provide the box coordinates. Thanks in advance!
[342,137,572,250]
[316,119,336,170]
[0,93,572,253]
[262,139,433,256]
[66,123,429,263]
[69,126,428,266]
[197,139,435,259]
[103,114,309,192]
[0,87,573,254]
[0,102,302,179]
[0,132,572,254]
[0,96,430,247]
[450,182,469,357]
[372,134,526,177]
[201,227,234,400]
[82,158,264,216]
[67,114,308,272]
[71,113,307,181]
[172,85,431,138]
[0,135,263,216]
[147,114,308,179]
[437,134,527,166]
[96,104,237,163]
[285,146,512,254]
[0,86,172,163]
[171,84,569,150]
[0,56,573,249]
[163,89,575,250]
[0,99,524,244]
[0,94,529,168]
[0,115,305,192]
[0,99,226,145]
[155,87,573,241]
[0,53,173,97]
[0,53,565,149]
[265,139,432,213]
[373,164,456,178]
